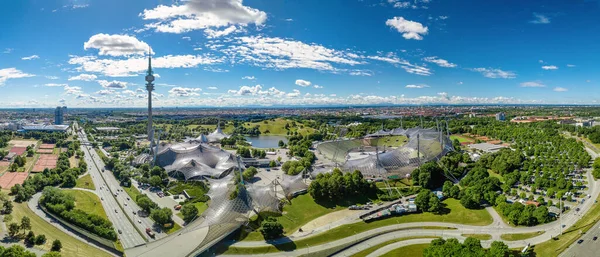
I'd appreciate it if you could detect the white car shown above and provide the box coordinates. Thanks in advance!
[138,220,142,224]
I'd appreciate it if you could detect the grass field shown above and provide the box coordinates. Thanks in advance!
[380,243,429,257]
[370,135,408,147]
[163,222,182,235]
[176,201,209,220]
[223,199,491,254]
[167,181,207,198]
[533,186,600,256]
[487,169,505,183]
[124,185,142,202]
[501,231,545,241]
[450,134,475,143]
[12,202,111,257]
[350,237,438,257]
[461,233,492,240]
[75,174,95,190]
[66,189,108,219]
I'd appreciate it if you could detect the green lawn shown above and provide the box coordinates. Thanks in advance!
[167,181,207,198]
[163,222,182,235]
[461,234,492,240]
[124,185,142,201]
[65,189,108,219]
[239,194,346,241]
[487,169,505,183]
[370,135,408,147]
[12,202,112,257]
[351,237,438,257]
[501,231,545,241]
[450,135,475,143]
[176,201,209,220]
[533,186,600,256]
[222,199,492,254]
[380,243,429,257]
[75,174,95,190]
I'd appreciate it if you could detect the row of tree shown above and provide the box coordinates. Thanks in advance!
[308,169,376,201]
[423,237,511,257]
[41,187,117,240]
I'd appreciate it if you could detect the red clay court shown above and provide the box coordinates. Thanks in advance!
[0,172,28,189]
[39,144,55,149]
[9,147,26,156]
[32,154,58,173]
[37,149,53,154]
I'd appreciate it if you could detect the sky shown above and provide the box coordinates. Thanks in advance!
[1,0,600,108]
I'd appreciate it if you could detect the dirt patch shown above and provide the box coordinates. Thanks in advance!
[295,209,357,233]
[37,149,53,154]
[9,140,37,148]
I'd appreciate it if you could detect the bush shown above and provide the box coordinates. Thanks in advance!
[260,217,283,240]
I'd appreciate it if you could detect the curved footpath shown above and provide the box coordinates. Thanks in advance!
[27,193,119,257]
[220,169,600,257]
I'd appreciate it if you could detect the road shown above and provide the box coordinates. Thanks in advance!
[76,123,168,242]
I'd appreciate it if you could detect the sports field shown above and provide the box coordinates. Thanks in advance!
[0,172,28,189]
[32,154,58,172]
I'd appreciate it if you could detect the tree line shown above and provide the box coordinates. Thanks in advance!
[308,169,376,201]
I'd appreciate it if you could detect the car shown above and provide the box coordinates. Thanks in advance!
[124,203,128,206]
[118,230,122,234]
[578,239,584,244]
[594,236,598,241]
[114,209,118,213]
[127,197,130,200]
[576,207,581,212]
[133,211,137,215]
[101,197,104,201]
[138,220,142,224]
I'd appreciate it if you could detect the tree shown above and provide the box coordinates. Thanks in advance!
[8,222,20,237]
[278,140,285,148]
[42,252,62,257]
[35,234,47,245]
[3,200,13,214]
[269,160,277,168]
[242,166,258,181]
[62,174,77,187]
[180,204,198,222]
[21,216,31,233]
[489,241,509,257]
[150,176,163,188]
[260,217,283,240]
[1,245,36,257]
[415,189,432,211]
[137,196,158,213]
[428,195,442,213]
[9,163,19,172]
[51,239,62,252]
[25,231,35,245]
[150,207,173,226]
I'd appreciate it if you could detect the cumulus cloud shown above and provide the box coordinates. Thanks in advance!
[295,79,311,87]
[242,76,255,80]
[84,34,151,56]
[204,25,239,38]
[139,0,267,34]
[520,81,546,87]
[314,85,323,89]
[0,68,35,86]
[470,68,516,79]
[98,80,128,89]
[21,55,39,60]
[530,13,550,24]
[64,85,83,95]
[405,84,430,89]
[385,17,428,40]
[228,85,263,95]
[68,74,98,81]
[423,56,456,68]
[207,86,218,90]
[553,87,568,92]
[287,89,301,98]
[96,89,114,95]
[46,76,60,80]
[44,83,68,87]
[169,87,202,97]
[542,65,558,70]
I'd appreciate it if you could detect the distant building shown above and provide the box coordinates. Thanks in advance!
[468,143,507,153]
[495,112,505,121]
[96,127,121,132]
[54,106,66,125]
[21,124,69,132]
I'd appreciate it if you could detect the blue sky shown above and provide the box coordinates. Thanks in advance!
[1,0,600,107]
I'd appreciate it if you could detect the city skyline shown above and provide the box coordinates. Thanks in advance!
[2,0,600,107]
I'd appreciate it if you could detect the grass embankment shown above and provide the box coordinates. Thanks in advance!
[380,243,429,257]
[501,231,545,241]
[65,189,108,219]
[163,223,182,235]
[95,149,107,160]
[75,174,95,190]
[12,202,111,257]
[221,199,491,254]
[533,189,600,256]
[123,185,142,201]
[351,236,439,257]
[461,234,492,240]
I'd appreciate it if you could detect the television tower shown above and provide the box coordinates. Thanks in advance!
[145,49,155,143]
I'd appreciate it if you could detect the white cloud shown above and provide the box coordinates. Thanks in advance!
[553,87,568,92]
[0,68,35,86]
[169,87,202,97]
[470,68,516,79]
[63,85,83,95]
[439,16,448,20]
[21,55,39,60]
[530,13,550,24]
[542,65,558,70]
[44,83,68,87]
[405,84,430,89]
[228,85,263,95]
[96,89,115,95]
[222,36,362,72]
[287,89,301,98]
[329,94,337,97]
[204,25,239,38]
[567,64,576,68]
[3,48,13,54]
[385,17,428,40]
[242,76,255,80]
[520,81,546,87]
[285,18,293,22]
[139,0,267,34]
[207,86,218,90]
[46,76,60,80]
[68,54,223,77]
[349,70,373,76]
[182,36,191,41]
[68,74,98,81]
[295,79,311,87]
[457,81,463,85]
[84,34,151,56]
[314,85,323,89]
[423,56,456,68]
[367,55,432,76]
[97,80,128,89]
